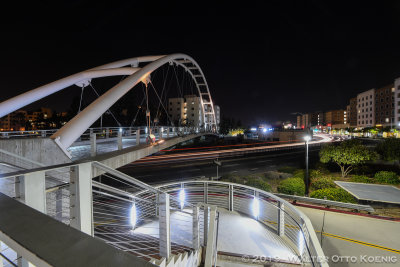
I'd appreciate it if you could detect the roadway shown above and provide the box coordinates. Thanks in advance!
[298,206,400,266]
[118,147,322,184]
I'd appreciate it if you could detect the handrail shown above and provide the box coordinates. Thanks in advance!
[275,193,375,212]
[138,180,329,267]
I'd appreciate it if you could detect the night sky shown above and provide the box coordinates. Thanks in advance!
[1,1,400,126]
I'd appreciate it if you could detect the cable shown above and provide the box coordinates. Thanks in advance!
[78,86,85,114]
[89,82,121,127]
[149,80,174,126]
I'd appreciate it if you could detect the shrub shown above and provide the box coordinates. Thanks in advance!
[277,177,305,195]
[246,178,272,192]
[265,171,292,180]
[374,171,400,184]
[349,175,374,184]
[277,166,297,174]
[293,169,305,179]
[310,177,336,190]
[310,188,357,203]
[376,138,400,161]
[310,169,323,179]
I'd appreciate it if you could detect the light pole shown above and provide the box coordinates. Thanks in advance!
[304,135,311,196]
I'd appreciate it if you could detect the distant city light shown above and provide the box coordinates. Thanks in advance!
[250,127,257,131]
[130,203,137,229]
[252,196,260,218]
[262,128,267,133]
[179,188,186,210]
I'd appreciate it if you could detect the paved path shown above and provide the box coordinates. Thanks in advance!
[335,181,400,204]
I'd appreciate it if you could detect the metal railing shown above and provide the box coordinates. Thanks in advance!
[145,180,328,267]
[275,193,375,213]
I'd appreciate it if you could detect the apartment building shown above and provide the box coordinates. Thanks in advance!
[357,89,375,128]
[349,97,358,127]
[394,78,400,128]
[374,84,395,127]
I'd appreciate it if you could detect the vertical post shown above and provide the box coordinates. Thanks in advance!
[70,163,93,236]
[106,127,109,139]
[305,140,309,196]
[89,128,93,136]
[118,131,123,150]
[229,185,233,211]
[203,205,209,246]
[277,201,285,237]
[193,205,200,250]
[158,193,171,259]
[90,133,96,157]
[18,171,46,213]
[136,129,140,145]
[204,206,217,267]
[41,130,46,138]
[158,127,161,139]
[155,193,159,216]
[167,127,170,138]
[204,182,208,204]
[129,127,132,136]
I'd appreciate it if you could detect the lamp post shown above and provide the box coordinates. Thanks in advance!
[304,135,311,196]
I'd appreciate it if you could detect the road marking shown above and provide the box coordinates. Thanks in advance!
[264,219,400,254]
[250,168,258,171]
[316,231,400,254]
[230,170,238,173]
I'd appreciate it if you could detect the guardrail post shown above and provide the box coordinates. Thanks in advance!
[89,128,93,136]
[41,130,46,138]
[277,201,285,237]
[90,133,96,157]
[106,127,109,138]
[193,205,200,250]
[0,241,3,267]
[203,205,209,246]
[204,206,217,267]
[167,127,170,138]
[204,182,208,204]
[136,130,140,145]
[155,193,159,216]
[17,171,46,213]
[229,185,233,211]
[118,131,123,150]
[70,162,93,236]
[158,193,171,259]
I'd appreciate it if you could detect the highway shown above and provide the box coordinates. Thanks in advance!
[118,134,332,184]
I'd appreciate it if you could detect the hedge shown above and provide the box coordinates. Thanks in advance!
[277,177,305,195]
[310,188,357,203]
[349,175,375,184]
[246,178,272,192]
[310,177,336,190]
[374,171,400,184]
[277,166,297,174]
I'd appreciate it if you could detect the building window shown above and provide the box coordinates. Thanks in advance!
[370,120,372,124]
[370,107,372,111]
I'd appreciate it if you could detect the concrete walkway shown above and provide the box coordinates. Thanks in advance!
[134,208,299,264]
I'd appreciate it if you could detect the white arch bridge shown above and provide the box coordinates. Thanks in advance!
[0,54,218,166]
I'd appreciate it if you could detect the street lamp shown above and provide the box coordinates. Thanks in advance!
[304,135,311,196]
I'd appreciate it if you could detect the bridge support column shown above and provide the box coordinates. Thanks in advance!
[278,201,285,237]
[158,193,171,259]
[90,133,96,157]
[136,130,140,145]
[17,171,46,213]
[229,185,234,211]
[193,205,200,250]
[118,131,123,150]
[70,162,93,236]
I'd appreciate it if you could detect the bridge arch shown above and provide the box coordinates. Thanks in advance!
[0,54,217,154]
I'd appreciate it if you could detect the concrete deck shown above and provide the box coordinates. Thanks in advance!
[133,208,299,264]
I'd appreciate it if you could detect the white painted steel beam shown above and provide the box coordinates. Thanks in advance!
[0,68,139,118]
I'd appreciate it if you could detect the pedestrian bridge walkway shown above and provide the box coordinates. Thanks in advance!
[0,161,327,267]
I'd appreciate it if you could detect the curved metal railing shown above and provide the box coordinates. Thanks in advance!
[136,180,328,267]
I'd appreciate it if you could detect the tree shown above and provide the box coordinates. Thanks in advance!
[319,140,377,177]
